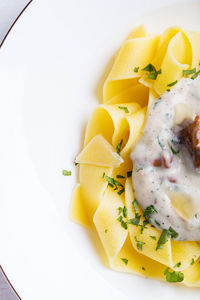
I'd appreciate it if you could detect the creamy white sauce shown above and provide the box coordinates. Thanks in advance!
[131,77,200,241]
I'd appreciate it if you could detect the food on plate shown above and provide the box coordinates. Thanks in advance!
[71,25,200,286]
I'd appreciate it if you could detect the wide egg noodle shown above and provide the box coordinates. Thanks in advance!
[103,34,160,102]
[71,25,200,286]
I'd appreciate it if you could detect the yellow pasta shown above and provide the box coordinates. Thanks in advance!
[71,25,200,286]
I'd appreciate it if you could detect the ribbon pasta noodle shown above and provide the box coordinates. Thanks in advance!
[71,25,200,286]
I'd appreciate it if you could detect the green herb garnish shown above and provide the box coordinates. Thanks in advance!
[116,174,125,179]
[117,216,127,230]
[134,236,145,251]
[174,262,181,268]
[127,171,132,178]
[164,267,184,283]
[183,68,196,76]
[157,135,164,149]
[62,170,72,176]
[169,144,179,155]
[156,229,168,250]
[123,206,127,218]
[118,106,129,113]
[136,167,143,172]
[142,64,161,80]
[127,213,141,226]
[168,226,179,239]
[121,258,128,265]
[155,220,160,226]
[105,229,108,233]
[134,67,139,72]
[191,70,200,80]
[142,267,146,271]
[118,207,123,215]
[167,80,178,87]
[191,258,195,265]
[143,205,158,218]
[150,236,157,240]
[132,199,138,213]
[116,139,123,154]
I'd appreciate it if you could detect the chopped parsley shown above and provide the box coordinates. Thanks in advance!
[183,68,196,76]
[118,207,123,215]
[157,135,164,149]
[134,236,145,251]
[127,214,141,226]
[62,170,72,176]
[143,205,158,219]
[168,226,179,239]
[153,97,162,109]
[169,144,179,155]
[155,220,160,226]
[142,267,146,271]
[117,216,127,230]
[164,267,184,283]
[150,236,157,240]
[136,167,143,172]
[116,139,123,154]
[191,70,200,80]
[123,206,127,218]
[139,219,149,234]
[142,64,162,80]
[156,229,168,250]
[118,106,129,113]
[134,67,139,72]
[127,171,132,177]
[116,174,125,179]
[103,173,124,195]
[191,258,195,265]
[132,199,138,213]
[174,262,181,268]
[105,229,108,233]
[167,80,178,87]
[166,89,170,92]
[121,258,128,265]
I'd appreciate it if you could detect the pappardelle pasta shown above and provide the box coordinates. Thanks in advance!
[71,25,200,286]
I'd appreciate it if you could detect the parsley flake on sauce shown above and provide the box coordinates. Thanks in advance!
[121,258,128,265]
[157,135,164,149]
[191,70,200,80]
[62,170,72,176]
[134,67,139,72]
[134,236,145,251]
[118,106,129,113]
[164,267,184,283]
[169,144,179,155]
[168,226,179,239]
[143,205,158,218]
[156,229,168,250]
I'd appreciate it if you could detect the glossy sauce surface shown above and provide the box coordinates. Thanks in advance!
[131,77,200,241]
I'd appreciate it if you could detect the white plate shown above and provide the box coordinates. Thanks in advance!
[0,0,200,299]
